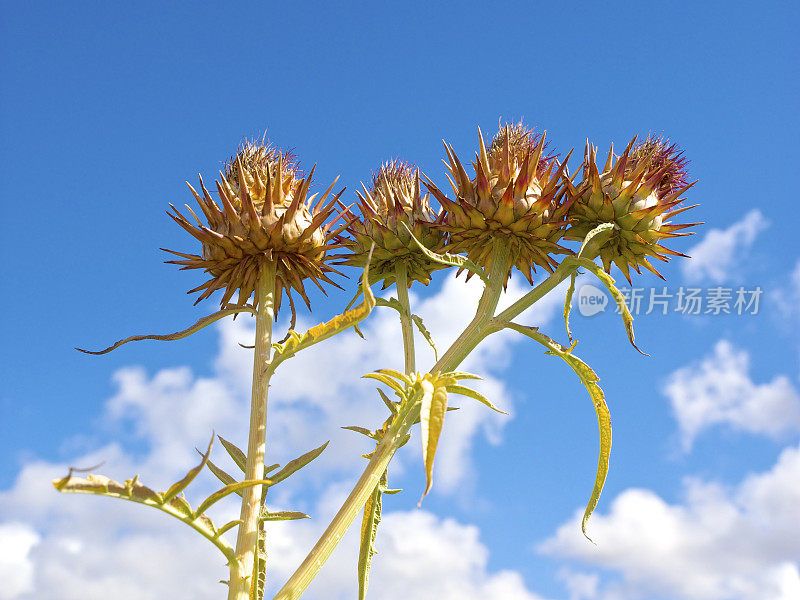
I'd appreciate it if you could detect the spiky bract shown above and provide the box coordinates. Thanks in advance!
[338,160,445,288]
[564,136,698,281]
[425,123,572,285]
[164,140,344,313]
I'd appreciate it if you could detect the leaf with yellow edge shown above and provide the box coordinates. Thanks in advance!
[358,470,387,600]
[419,378,447,505]
[502,322,611,541]
[375,368,412,387]
[402,223,489,284]
[411,314,438,361]
[563,273,577,343]
[362,372,407,398]
[269,250,376,371]
[564,256,647,355]
[563,223,616,344]
[194,479,273,517]
[52,468,235,561]
[446,384,508,414]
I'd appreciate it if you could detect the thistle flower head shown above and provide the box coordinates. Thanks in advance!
[565,135,699,281]
[338,160,445,288]
[425,121,572,285]
[164,139,344,315]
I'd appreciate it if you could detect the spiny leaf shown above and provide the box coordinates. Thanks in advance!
[566,256,647,355]
[563,272,577,343]
[268,441,329,485]
[503,321,611,541]
[251,523,267,600]
[374,298,439,362]
[217,435,247,473]
[76,305,256,354]
[343,425,379,440]
[260,510,311,521]
[411,314,438,361]
[401,222,489,284]
[195,479,273,517]
[564,223,616,344]
[270,249,376,368]
[374,296,405,313]
[419,379,447,505]
[163,434,214,504]
[446,384,508,414]
[358,470,386,600]
[52,468,234,561]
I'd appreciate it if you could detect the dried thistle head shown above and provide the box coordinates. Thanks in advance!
[425,121,572,285]
[164,139,345,315]
[564,135,699,281]
[338,160,445,288]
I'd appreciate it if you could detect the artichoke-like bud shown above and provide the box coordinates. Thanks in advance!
[164,140,344,314]
[425,123,572,285]
[564,135,698,281]
[338,160,445,288]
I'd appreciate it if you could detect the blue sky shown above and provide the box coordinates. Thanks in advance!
[1,2,799,599]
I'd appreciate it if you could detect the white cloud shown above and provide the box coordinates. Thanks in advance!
[0,522,39,599]
[681,210,768,283]
[771,259,800,322]
[540,442,800,600]
[558,568,599,600]
[0,269,567,599]
[266,510,549,600]
[663,340,800,450]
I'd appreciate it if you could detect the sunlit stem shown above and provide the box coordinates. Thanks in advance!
[495,246,601,324]
[229,260,277,600]
[435,241,511,370]
[394,263,416,374]
[271,395,420,600]
[271,241,512,600]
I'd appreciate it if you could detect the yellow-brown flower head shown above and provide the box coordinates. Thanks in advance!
[564,135,698,281]
[425,122,572,284]
[164,140,344,314]
[338,160,445,288]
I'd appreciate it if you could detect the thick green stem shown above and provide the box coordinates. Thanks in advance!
[394,264,416,374]
[435,241,511,371]
[229,261,277,600]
